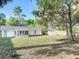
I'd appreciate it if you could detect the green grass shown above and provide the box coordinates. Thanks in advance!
[1,31,78,59]
[0,35,65,48]
[0,34,65,57]
[0,31,2,37]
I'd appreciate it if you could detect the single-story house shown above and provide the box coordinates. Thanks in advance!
[0,26,43,37]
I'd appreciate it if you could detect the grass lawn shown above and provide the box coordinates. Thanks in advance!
[12,35,65,48]
[0,31,2,37]
[0,31,66,48]
[0,31,79,59]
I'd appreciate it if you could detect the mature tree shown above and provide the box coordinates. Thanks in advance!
[59,0,79,41]
[0,0,12,25]
[35,0,79,41]
[13,6,28,26]
[35,0,62,32]
[13,6,22,18]
[17,17,27,26]
[26,19,34,26]
[5,16,19,26]
[0,13,6,25]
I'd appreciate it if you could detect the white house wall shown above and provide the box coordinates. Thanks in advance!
[29,30,35,35]
[7,30,15,37]
[2,30,7,37]
[29,30,42,35]
[2,29,42,37]
[35,30,42,35]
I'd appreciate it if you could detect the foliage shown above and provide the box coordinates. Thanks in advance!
[35,0,79,41]
[17,18,27,26]
[5,16,19,26]
[26,19,35,26]
[13,6,22,18]
[0,0,12,7]
[0,13,6,25]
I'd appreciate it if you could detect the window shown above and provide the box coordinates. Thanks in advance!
[20,31,22,35]
[19,31,28,35]
[15,31,16,35]
[25,31,28,35]
[35,30,36,34]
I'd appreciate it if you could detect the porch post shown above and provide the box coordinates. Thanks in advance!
[15,31,17,37]
[15,30,19,37]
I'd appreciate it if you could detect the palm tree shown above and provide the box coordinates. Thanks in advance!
[13,6,22,18]
[0,0,12,7]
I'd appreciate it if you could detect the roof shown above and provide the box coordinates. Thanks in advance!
[0,26,42,30]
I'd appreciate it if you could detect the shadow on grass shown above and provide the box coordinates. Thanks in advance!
[0,37,20,59]
[15,38,79,59]
[76,58,79,59]
[32,39,79,59]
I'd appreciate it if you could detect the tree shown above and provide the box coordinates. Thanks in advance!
[36,0,79,41]
[13,6,22,18]
[0,0,13,25]
[0,0,12,7]
[35,0,63,32]
[17,17,27,26]
[60,0,79,41]
[26,19,34,26]
[5,16,19,26]
[13,6,28,26]
[0,13,6,25]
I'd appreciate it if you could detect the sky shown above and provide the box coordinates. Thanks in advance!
[0,0,37,19]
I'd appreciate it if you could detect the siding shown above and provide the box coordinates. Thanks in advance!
[7,30,15,37]
[29,30,42,35]
[2,30,7,37]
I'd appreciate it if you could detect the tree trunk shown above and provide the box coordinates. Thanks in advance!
[65,23,69,37]
[61,7,69,37]
[68,4,74,41]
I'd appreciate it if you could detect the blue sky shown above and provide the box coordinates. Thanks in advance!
[0,0,37,19]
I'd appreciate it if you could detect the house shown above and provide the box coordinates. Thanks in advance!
[0,26,43,37]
